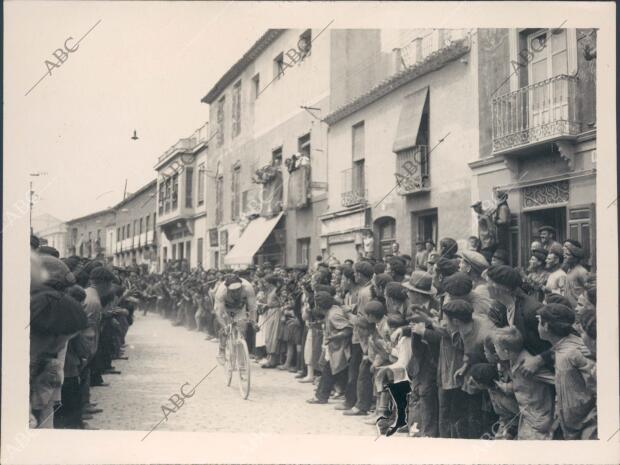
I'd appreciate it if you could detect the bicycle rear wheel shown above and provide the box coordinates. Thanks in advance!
[236,339,251,399]
[225,337,234,387]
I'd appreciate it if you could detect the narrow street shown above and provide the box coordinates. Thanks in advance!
[89,312,375,435]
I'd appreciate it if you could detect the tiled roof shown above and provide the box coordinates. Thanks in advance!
[324,39,470,126]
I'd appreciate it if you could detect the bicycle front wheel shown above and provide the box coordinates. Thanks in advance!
[225,338,234,387]
[236,339,251,399]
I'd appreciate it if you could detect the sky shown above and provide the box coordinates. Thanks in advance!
[5,1,266,222]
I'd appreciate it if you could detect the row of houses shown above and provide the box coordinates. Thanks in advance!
[37,27,597,271]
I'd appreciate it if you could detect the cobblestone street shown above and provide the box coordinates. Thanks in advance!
[89,312,375,436]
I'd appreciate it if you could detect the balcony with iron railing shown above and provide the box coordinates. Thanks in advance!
[341,168,367,208]
[492,75,581,154]
[395,145,430,195]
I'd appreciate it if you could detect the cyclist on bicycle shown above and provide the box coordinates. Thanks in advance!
[214,274,258,363]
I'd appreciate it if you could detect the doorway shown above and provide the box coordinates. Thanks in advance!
[374,217,396,260]
[524,206,566,248]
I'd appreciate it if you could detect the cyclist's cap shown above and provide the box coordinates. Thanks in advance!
[228,282,242,291]
[225,274,242,287]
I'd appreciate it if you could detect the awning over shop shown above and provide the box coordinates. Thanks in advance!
[392,86,429,153]
[224,212,284,266]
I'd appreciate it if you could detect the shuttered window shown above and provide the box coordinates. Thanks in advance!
[352,121,365,161]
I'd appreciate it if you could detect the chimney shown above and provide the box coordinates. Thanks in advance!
[392,47,404,74]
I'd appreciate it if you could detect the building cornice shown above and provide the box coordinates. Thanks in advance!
[66,208,115,225]
[113,180,157,210]
[201,29,287,104]
[323,39,470,126]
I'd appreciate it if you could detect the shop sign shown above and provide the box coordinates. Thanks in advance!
[328,231,356,245]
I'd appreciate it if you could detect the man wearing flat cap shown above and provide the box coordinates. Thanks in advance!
[458,250,490,296]
[538,225,562,254]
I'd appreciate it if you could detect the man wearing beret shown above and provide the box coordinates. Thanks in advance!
[38,245,60,258]
[524,250,549,302]
[543,250,567,296]
[83,267,115,388]
[30,257,88,428]
[537,304,597,439]
[491,249,509,267]
[337,261,375,412]
[443,272,492,317]
[386,258,406,283]
[485,265,552,376]
[307,292,353,404]
[442,299,496,438]
[562,239,589,308]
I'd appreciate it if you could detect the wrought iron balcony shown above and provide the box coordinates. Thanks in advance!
[395,145,430,195]
[341,168,367,208]
[492,75,581,153]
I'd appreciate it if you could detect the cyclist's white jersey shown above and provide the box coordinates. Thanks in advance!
[213,277,257,321]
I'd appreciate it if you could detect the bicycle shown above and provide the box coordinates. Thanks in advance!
[222,316,251,399]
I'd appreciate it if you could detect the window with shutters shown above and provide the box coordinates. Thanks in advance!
[298,133,311,158]
[185,166,194,208]
[252,73,260,99]
[231,166,241,220]
[297,238,311,265]
[217,96,225,146]
[197,238,203,267]
[272,146,283,165]
[216,175,224,223]
[232,81,242,137]
[352,121,365,162]
[158,182,165,214]
[198,163,205,206]
[568,205,595,269]
[171,173,179,210]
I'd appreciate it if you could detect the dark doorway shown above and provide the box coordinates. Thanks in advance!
[374,217,396,260]
[524,206,566,248]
